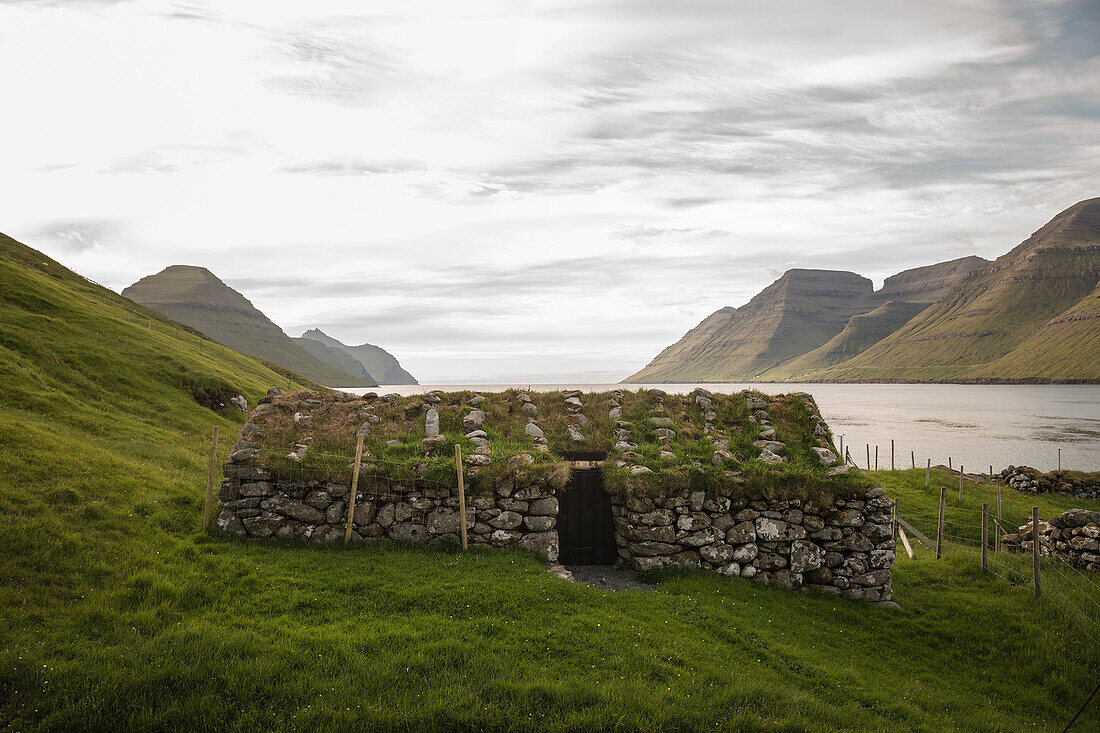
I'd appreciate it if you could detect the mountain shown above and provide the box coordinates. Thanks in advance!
[626,199,1099,384]
[122,266,377,387]
[299,328,418,385]
[762,256,989,379]
[803,198,1100,382]
[625,269,875,382]
[292,336,376,383]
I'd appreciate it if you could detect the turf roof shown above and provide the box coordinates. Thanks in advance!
[238,388,872,503]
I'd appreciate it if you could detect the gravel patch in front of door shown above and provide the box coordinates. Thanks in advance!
[550,564,655,592]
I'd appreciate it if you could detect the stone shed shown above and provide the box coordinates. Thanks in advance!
[217,387,895,603]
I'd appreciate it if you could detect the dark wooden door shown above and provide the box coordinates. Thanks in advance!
[558,470,617,565]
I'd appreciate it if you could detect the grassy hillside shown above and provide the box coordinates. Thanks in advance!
[301,328,418,385]
[123,266,376,387]
[626,270,875,382]
[764,300,929,379]
[807,198,1100,383]
[971,281,1100,382]
[2,235,1099,729]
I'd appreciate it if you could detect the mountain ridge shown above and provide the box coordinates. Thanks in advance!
[300,328,418,385]
[626,269,875,382]
[122,265,377,387]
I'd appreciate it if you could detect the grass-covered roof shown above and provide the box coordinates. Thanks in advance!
[236,388,872,503]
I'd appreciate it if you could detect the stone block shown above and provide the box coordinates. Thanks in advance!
[390,524,430,544]
[524,516,555,532]
[789,540,826,573]
[755,517,805,542]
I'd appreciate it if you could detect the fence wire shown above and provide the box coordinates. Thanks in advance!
[899,499,1100,654]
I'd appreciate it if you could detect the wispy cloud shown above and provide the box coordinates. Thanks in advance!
[29,218,128,254]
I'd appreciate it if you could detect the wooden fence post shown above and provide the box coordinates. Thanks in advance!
[344,434,364,543]
[1033,506,1041,598]
[203,425,220,531]
[875,445,879,471]
[898,526,915,559]
[891,439,895,471]
[925,458,930,488]
[455,444,468,551]
[936,486,946,559]
[866,444,871,471]
[981,503,988,572]
[959,465,964,502]
[911,451,915,469]
[995,482,1002,553]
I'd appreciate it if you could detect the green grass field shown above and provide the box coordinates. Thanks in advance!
[2,237,1100,730]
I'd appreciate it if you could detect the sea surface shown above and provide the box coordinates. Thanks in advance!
[339,383,1100,473]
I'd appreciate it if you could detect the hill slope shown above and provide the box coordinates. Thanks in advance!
[970,280,1100,382]
[764,300,930,378]
[807,198,1100,382]
[0,233,1097,729]
[625,269,875,382]
[300,328,418,384]
[123,266,376,387]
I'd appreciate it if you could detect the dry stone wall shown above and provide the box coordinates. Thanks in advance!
[218,469,561,557]
[610,487,894,602]
[218,467,893,603]
[999,466,1100,501]
[1002,508,1100,572]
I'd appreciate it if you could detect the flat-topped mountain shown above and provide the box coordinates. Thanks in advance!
[763,256,990,378]
[299,328,418,385]
[875,256,989,303]
[626,269,875,382]
[123,266,377,387]
[627,198,1100,384]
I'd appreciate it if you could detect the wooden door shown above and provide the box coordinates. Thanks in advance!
[557,469,617,565]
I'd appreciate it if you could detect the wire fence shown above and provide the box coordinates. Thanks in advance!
[899,497,1100,651]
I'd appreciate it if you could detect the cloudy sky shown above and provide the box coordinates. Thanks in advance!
[2,0,1097,382]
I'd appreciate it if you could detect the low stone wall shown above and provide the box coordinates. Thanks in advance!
[1002,508,1100,572]
[999,466,1100,501]
[218,465,894,603]
[218,467,559,557]
[610,487,894,603]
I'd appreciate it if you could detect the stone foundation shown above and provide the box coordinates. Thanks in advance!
[217,466,893,602]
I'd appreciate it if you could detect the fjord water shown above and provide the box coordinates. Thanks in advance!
[342,383,1100,473]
